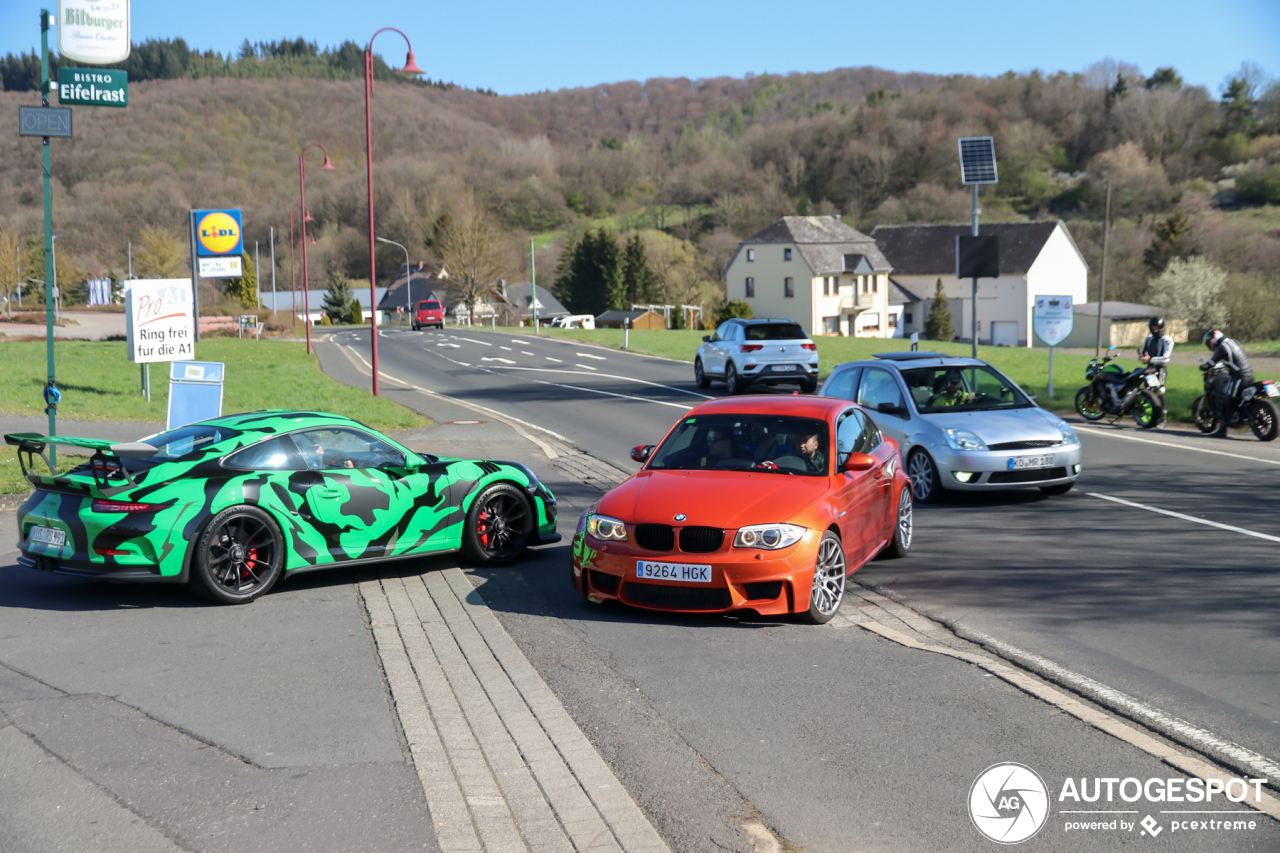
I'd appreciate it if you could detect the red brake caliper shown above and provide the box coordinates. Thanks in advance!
[242,548,257,579]
[477,511,490,547]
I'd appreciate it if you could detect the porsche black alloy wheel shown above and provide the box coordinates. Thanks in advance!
[190,506,283,604]
[462,483,533,565]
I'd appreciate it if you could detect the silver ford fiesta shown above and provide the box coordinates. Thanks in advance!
[819,352,1082,502]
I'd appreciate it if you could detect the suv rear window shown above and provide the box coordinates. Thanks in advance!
[419,301,440,310]
[744,323,806,341]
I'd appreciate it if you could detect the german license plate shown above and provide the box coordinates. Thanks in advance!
[635,561,712,583]
[1266,384,1279,398]
[770,364,796,372]
[1009,455,1054,470]
[28,526,65,547]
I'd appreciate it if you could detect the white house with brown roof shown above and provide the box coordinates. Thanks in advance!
[723,216,904,338]
[870,221,1088,347]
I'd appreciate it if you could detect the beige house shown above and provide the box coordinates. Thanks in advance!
[723,216,901,338]
[870,221,1089,347]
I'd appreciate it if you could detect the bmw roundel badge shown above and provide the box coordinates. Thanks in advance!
[674,513,687,521]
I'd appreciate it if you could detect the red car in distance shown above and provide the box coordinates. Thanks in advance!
[571,396,912,623]
[413,299,445,330]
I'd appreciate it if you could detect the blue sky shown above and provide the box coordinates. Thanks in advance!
[3,0,1277,96]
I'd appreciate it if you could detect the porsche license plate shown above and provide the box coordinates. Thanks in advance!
[635,561,712,583]
[28,526,65,547]
[1009,455,1054,470]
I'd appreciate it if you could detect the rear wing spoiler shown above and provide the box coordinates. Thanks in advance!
[4,433,159,497]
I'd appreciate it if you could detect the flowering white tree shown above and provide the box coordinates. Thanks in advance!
[1148,256,1229,334]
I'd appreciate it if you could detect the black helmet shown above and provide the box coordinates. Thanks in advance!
[1204,330,1224,349]
[1149,316,1165,332]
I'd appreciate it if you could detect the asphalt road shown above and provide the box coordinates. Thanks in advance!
[338,327,1280,791]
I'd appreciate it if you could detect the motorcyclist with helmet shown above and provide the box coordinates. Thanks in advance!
[1202,329,1255,437]
[1139,317,1174,428]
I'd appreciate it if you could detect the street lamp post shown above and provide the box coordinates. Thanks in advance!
[299,143,334,355]
[364,27,423,395]
[375,236,409,323]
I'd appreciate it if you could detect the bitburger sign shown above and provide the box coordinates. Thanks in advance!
[57,0,131,66]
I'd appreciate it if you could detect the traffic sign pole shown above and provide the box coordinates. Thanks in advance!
[40,9,56,467]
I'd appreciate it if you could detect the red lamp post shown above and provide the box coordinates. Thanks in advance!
[289,202,316,333]
[364,27,423,395]
[299,142,334,355]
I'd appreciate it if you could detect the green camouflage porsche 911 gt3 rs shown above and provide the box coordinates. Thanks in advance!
[6,410,559,604]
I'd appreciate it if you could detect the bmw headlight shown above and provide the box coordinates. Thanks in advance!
[944,429,987,451]
[586,513,628,542]
[1057,421,1078,444]
[733,523,806,550]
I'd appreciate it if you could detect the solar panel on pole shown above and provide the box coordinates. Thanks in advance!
[958,137,998,185]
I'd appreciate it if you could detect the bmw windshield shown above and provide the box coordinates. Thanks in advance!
[647,414,829,475]
[900,365,1032,414]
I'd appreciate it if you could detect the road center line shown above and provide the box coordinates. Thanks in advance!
[521,351,536,356]
[458,363,713,398]
[576,352,607,360]
[1086,492,1280,544]
[1077,426,1280,466]
[545,357,563,363]
[575,364,598,371]
[528,379,694,410]
[457,337,491,346]
[481,357,516,364]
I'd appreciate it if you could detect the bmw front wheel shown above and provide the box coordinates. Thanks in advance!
[883,486,912,558]
[800,531,846,624]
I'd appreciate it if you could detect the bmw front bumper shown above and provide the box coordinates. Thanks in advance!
[931,443,1083,490]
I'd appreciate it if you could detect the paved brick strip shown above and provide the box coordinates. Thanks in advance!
[360,568,668,853]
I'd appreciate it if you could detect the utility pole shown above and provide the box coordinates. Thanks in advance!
[970,183,979,359]
[40,8,57,466]
[1094,181,1112,359]
[270,226,276,321]
[530,238,538,333]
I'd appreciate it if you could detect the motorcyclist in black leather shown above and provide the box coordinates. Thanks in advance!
[1203,329,1254,437]
[1139,317,1173,428]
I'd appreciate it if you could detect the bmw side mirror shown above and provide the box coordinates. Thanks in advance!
[630,444,654,463]
[842,452,875,472]
[702,335,711,343]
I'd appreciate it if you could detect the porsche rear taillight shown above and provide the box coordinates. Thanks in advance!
[92,500,161,513]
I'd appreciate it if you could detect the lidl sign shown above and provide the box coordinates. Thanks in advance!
[194,209,243,257]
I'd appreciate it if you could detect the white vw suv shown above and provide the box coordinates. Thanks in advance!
[695,318,820,394]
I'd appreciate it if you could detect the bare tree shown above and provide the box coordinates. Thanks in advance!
[133,227,187,278]
[435,204,512,317]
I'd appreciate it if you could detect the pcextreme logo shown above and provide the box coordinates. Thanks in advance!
[195,210,243,256]
[969,763,1050,844]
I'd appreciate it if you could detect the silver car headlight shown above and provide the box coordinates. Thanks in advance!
[586,513,628,542]
[944,429,987,451]
[1057,421,1078,444]
[733,523,806,550]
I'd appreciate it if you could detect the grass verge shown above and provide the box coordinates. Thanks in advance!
[501,326,1277,423]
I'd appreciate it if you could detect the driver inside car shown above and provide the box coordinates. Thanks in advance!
[797,432,827,474]
[932,370,975,407]
[700,428,736,469]
[299,438,355,469]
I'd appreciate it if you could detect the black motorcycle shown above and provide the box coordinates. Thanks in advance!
[1075,347,1164,429]
[1192,361,1279,441]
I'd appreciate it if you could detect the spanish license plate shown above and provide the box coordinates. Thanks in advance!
[28,526,65,548]
[635,561,712,583]
[1266,384,1279,398]
[770,364,796,372]
[1009,455,1054,470]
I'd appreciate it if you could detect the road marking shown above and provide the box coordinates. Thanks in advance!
[436,342,460,348]
[521,351,535,356]
[335,344,568,455]
[510,339,527,345]
[1078,426,1280,466]
[458,337,491,346]
[481,357,516,365]
[499,346,512,351]
[1086,492,1280,544]
[458,362,713,399]
[529,379,694,410]
[545,357,563,363]
[575,364,598,371]
[576,352,607,360]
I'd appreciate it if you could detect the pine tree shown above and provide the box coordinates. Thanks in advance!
[621,233,658,305]
[223,252,258,307]
[552,229,626,316]
[323,273,354,324]
[350,297,363,325]
[924,278,953,341]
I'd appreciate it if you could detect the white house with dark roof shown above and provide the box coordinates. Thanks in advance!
[723,216,902,338]
[870,221,1088,347]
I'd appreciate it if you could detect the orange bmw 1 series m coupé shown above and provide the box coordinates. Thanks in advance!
[571,395,912,623]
